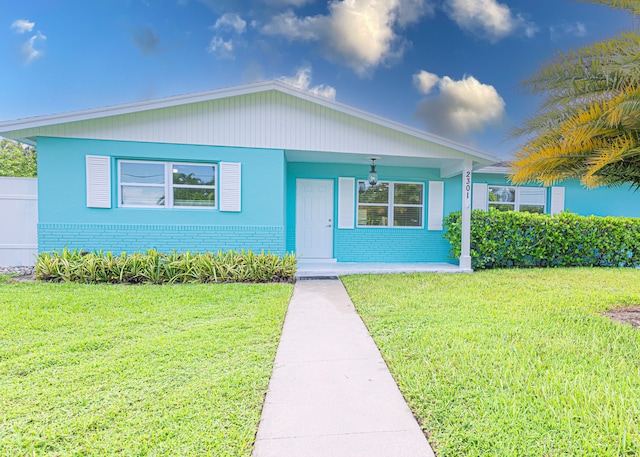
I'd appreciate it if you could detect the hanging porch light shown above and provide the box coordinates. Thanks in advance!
[368,158,378,186]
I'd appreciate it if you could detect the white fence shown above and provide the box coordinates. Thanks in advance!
[0,177,37,266]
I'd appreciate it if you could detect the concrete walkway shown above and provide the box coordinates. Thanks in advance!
[252,279,435,457]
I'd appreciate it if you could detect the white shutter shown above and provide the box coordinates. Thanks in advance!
[550,186,565,215]
[427,181,444,231]
[86,155,111,208]
[338,177,355,229]
[472,183,488,210]
[219,162,241,212]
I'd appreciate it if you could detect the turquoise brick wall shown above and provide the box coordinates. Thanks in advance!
[36,137,288,254]
[334,228,452,262]
[38,224,286,254]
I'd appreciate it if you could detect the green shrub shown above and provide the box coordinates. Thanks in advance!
[35,248,297,283]
[443,210,640,269]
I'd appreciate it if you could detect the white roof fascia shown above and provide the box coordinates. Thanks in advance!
[0,80,499,164]
[475,165,510,174]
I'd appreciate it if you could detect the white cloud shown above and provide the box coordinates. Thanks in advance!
[213,12,247,34]
[22,31,46,63]
[11,19,35,34]
[260,10,323,40]
[261,0,433,76]
[550,21,587,41]
[414,73,505,138]
[522,20,539,38]
[207,36,234,59]
[445,0,535,41]
[413,70,439,95]
[279,65,336,100]
[208,12,247,59]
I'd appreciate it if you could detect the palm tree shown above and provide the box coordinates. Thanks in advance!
[510,1,640,188]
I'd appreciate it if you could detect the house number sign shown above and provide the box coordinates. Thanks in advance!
[465,170,471,200]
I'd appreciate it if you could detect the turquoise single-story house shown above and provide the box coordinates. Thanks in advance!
[0,80,638,270]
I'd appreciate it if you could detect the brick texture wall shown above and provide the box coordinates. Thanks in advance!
[38,224,286,255]
[334,228,452,262]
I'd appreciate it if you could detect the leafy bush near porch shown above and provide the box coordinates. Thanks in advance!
[443,210,640,269]
[36,249,297,283]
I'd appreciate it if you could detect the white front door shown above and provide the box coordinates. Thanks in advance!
[296,179,334,259]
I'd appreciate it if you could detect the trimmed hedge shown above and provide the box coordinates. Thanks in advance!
[443,210,640,269]
[36,249,297,284]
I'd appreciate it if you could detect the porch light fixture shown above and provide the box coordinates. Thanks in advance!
[368,158,378,186]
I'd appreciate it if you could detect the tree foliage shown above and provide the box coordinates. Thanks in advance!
[510,0,640,188]
[0,139,37,177]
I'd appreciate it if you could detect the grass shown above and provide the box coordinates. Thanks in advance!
[342,268,640,457]
[0,281,292,456]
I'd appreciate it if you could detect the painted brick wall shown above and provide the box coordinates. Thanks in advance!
[334,228,452,263]
[39,224,286,255]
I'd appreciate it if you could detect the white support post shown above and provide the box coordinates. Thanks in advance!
[460,160,472,271]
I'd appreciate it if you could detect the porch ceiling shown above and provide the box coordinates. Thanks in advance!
[284,149,483,176]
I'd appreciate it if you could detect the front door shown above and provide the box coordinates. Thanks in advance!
[296,179,334,259]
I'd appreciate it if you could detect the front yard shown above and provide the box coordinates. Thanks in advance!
[0,281,292,456]
[343,269,640,457]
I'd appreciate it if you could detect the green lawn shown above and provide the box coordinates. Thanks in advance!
[343,269,640,457]
[0,281,292,456]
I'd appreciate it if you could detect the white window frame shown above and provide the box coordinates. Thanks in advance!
[118,160,217,209]
[488,185,546,213]
[356,180,425,228]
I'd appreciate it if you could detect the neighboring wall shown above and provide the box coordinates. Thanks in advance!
[0,177,37,266]
[37,137,287,254]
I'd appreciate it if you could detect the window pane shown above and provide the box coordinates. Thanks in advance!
[173,188,216,207]
[520,204,544,214]
[489,203,515,212]
[121,186,165,206]
[489,186,515,203]
[172,164,215,186]
[358,181,389,204]
[358,205,388,226]
[394,206,422,227]
[394,183,423,205]
[121,162,165,184]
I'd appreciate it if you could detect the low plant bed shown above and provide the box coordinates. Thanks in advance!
[36,248,296,284]
[0,281,292,456]
[343,268,640,456]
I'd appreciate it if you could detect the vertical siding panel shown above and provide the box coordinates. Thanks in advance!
[256,92,262,149]
[207,100,214,145]
[211,100,217,145]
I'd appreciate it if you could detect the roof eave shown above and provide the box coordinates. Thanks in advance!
[0,80,499,164]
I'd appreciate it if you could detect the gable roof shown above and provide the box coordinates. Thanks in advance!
[0,80,499,172]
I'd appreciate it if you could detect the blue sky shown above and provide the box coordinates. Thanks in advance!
[0,0,634,158]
